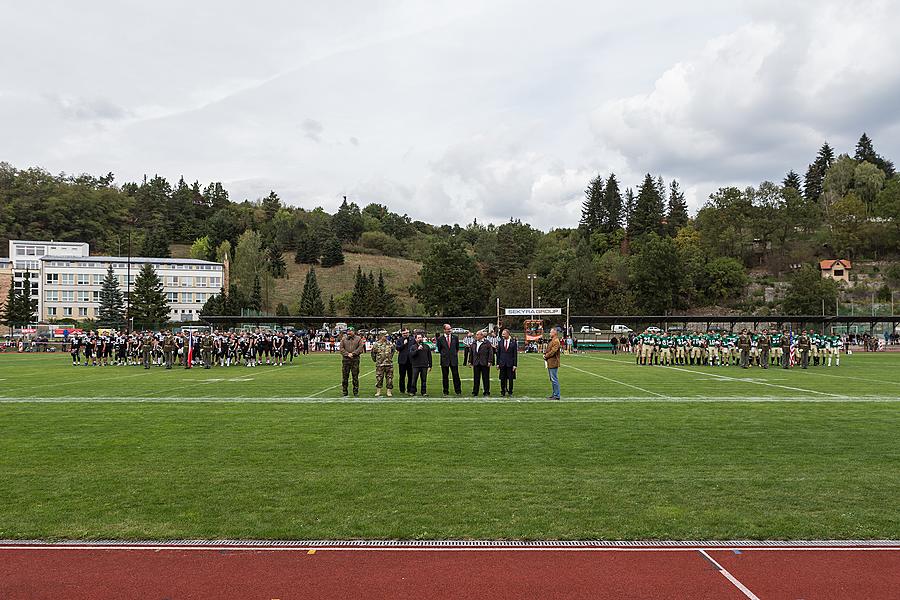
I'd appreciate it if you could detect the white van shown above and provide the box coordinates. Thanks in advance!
[611,324,633,334]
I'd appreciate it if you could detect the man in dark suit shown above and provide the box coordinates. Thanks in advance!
[408,332,432,396]
[394,328,414,394]
[436,323,462,396]
[469,330,493,396]
[495,328,518,396]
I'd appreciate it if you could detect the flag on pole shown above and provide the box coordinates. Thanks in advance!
[186,331,193,368]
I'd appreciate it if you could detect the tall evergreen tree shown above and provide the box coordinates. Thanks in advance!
[293,231,320,264]
[579,175,604,233]
[854,132,895,177]
[782,170,802,191]
[1,277,21,328]
[623,187,635,230]
[139,220,171,257]
[298,268,325,315]
[349,266,373,317]
[629,174,666,237]
[249,274,262,312]
[377,270,398,317]
[129,264,170,328]
[602,173,623,232]
[327,295,336,317]
[320,236,345,267]
[803,142,835,202]
[332,197,364,242]
[97,265,125,328]
[666,180,689,233]
[275,302,290,316]
[267,244,286,278]
[19,270,38,325]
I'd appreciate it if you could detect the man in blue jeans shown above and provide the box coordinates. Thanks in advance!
[544,327,561,399]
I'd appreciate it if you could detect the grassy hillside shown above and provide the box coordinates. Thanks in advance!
[271,252,423,314]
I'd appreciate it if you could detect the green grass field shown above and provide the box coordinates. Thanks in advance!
[1,350,898,541]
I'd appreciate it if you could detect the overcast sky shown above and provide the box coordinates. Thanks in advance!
[2,0,899,228]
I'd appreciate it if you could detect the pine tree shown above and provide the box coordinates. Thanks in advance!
[19,270,38,325]
[377,270,398,317]
[804,142,835,202]
[579,175,604,233]
[275,302,290,316]
[267,244,286,278]
[298,268,325,315]
[782,170,802,191]
[854,133,876,164]
[320,236,345,267]
[129,264,170,328]
[332,197,364,242]
[666,180,689,233]
[97,265,125,328]
[602,173,623,232]
[293,232,320,264]
[1,277,20,328]
[630,174,666,237]
[250,274,262,312]
[140,221,171,257]
[623,187,635,231]
[327,295,336,317]
[349,266,368,316]
[366,271,378,313]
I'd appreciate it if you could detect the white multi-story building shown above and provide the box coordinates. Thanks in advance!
[8,240,226,324]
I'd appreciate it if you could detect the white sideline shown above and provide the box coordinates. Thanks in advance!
[698,549,760,600]
[1,396,899,403]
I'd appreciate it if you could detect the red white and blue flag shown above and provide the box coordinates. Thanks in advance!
[186,331,194,368]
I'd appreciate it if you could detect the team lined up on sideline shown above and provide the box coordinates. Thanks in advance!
[629,329,843,369]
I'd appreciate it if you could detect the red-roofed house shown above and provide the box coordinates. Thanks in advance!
[820,259,852,283]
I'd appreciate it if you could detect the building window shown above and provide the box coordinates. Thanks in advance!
[182,292,193,303]
[47,307,57,317]
[92,291,100,302]
[46,291,59,302]
[92,274,102,284]
[77,291,90,302]
[63,307,73,317]
[77,274,90,285]
[78,307,88,317]
[833,269,843,277]
[167,292,178,303]
[61,291,74,302]
[46,273,59,284]
[61,273,74,285]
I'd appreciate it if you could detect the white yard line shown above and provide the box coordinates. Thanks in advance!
[580,354,848,398]
[309,368,376,397]
[698,549,760,599]
[553,359,668,398]
[3,396,896,404]
[798,370,900,386]
[0,370,154,395]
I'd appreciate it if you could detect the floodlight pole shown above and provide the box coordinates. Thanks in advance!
[527,273,537,319]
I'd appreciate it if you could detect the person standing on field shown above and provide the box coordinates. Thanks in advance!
[544,327,562,400]
[339,327,366,396]
[469,330,493,396]
[371,334,395,397]
[436,323,462,396]
[395,328,414,394]
[495,328,518,396]
[408,332,432,396]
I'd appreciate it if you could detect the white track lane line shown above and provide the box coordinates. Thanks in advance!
[581,354,848,398]
[698,549,760,599]
[309,368,376,397]
[555,359,668,398]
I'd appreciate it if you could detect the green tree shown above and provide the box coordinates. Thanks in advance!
[782,170,802,191]
[189,236,213,261]
[294,231,321,264]
[129,263,170,328]
[803,141,835,203]
[139,219,171,257]
[376,270,398,317]
[666,179,689,233]
[232,229,266,296]
[332,197,364,243]
[275,302,290,316]
[320,236,345,267]
[1,278,22,328]
[412,239,486,316]
[249,274,262,312]
[783,265,838,315]
[631,234,685,313]
[298,268,326,315]
[267,244,286,278]
[602,173,623,233]
[853,161,886,209]
[215,240,232,263]
[327,295,336,317]
[855,132,895,177]
[97,265,125,328]
[701,257,748,304]
[629,174,666,237]
[579,174,604,233]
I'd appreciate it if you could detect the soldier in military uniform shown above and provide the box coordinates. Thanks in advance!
[370,334,395,397]
[162,330,175,369]
[737,329,751,369]
[201,333,214,369]
[757,329,770,369]
[797,329,811,369]
[141,331,153,369]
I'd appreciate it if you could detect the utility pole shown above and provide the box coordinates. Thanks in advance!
[527,274,537,317]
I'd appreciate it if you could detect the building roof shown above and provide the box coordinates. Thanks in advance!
[40,255,223,267]
[10,240,88,246]
[819,259,852,270]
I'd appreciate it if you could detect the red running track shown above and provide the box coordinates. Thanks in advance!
[1,543,899,599]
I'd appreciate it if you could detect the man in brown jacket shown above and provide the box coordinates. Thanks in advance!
[339,327,366,396]
[543,327,561,400]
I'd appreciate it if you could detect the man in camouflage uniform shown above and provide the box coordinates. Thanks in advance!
[163,330,175,369]
[141,331,153,369]
[757,329,770,369]
[797,330,811,369]
[202,333,214,369]
[738,329,751,369]
[370,334,395,397]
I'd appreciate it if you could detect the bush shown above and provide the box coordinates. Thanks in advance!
[359,231,404,257]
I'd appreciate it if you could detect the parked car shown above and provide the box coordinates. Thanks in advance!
[580,325,603,334]
[451,327,468,335]
[646,326,662,334]
[611,324,633,334]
